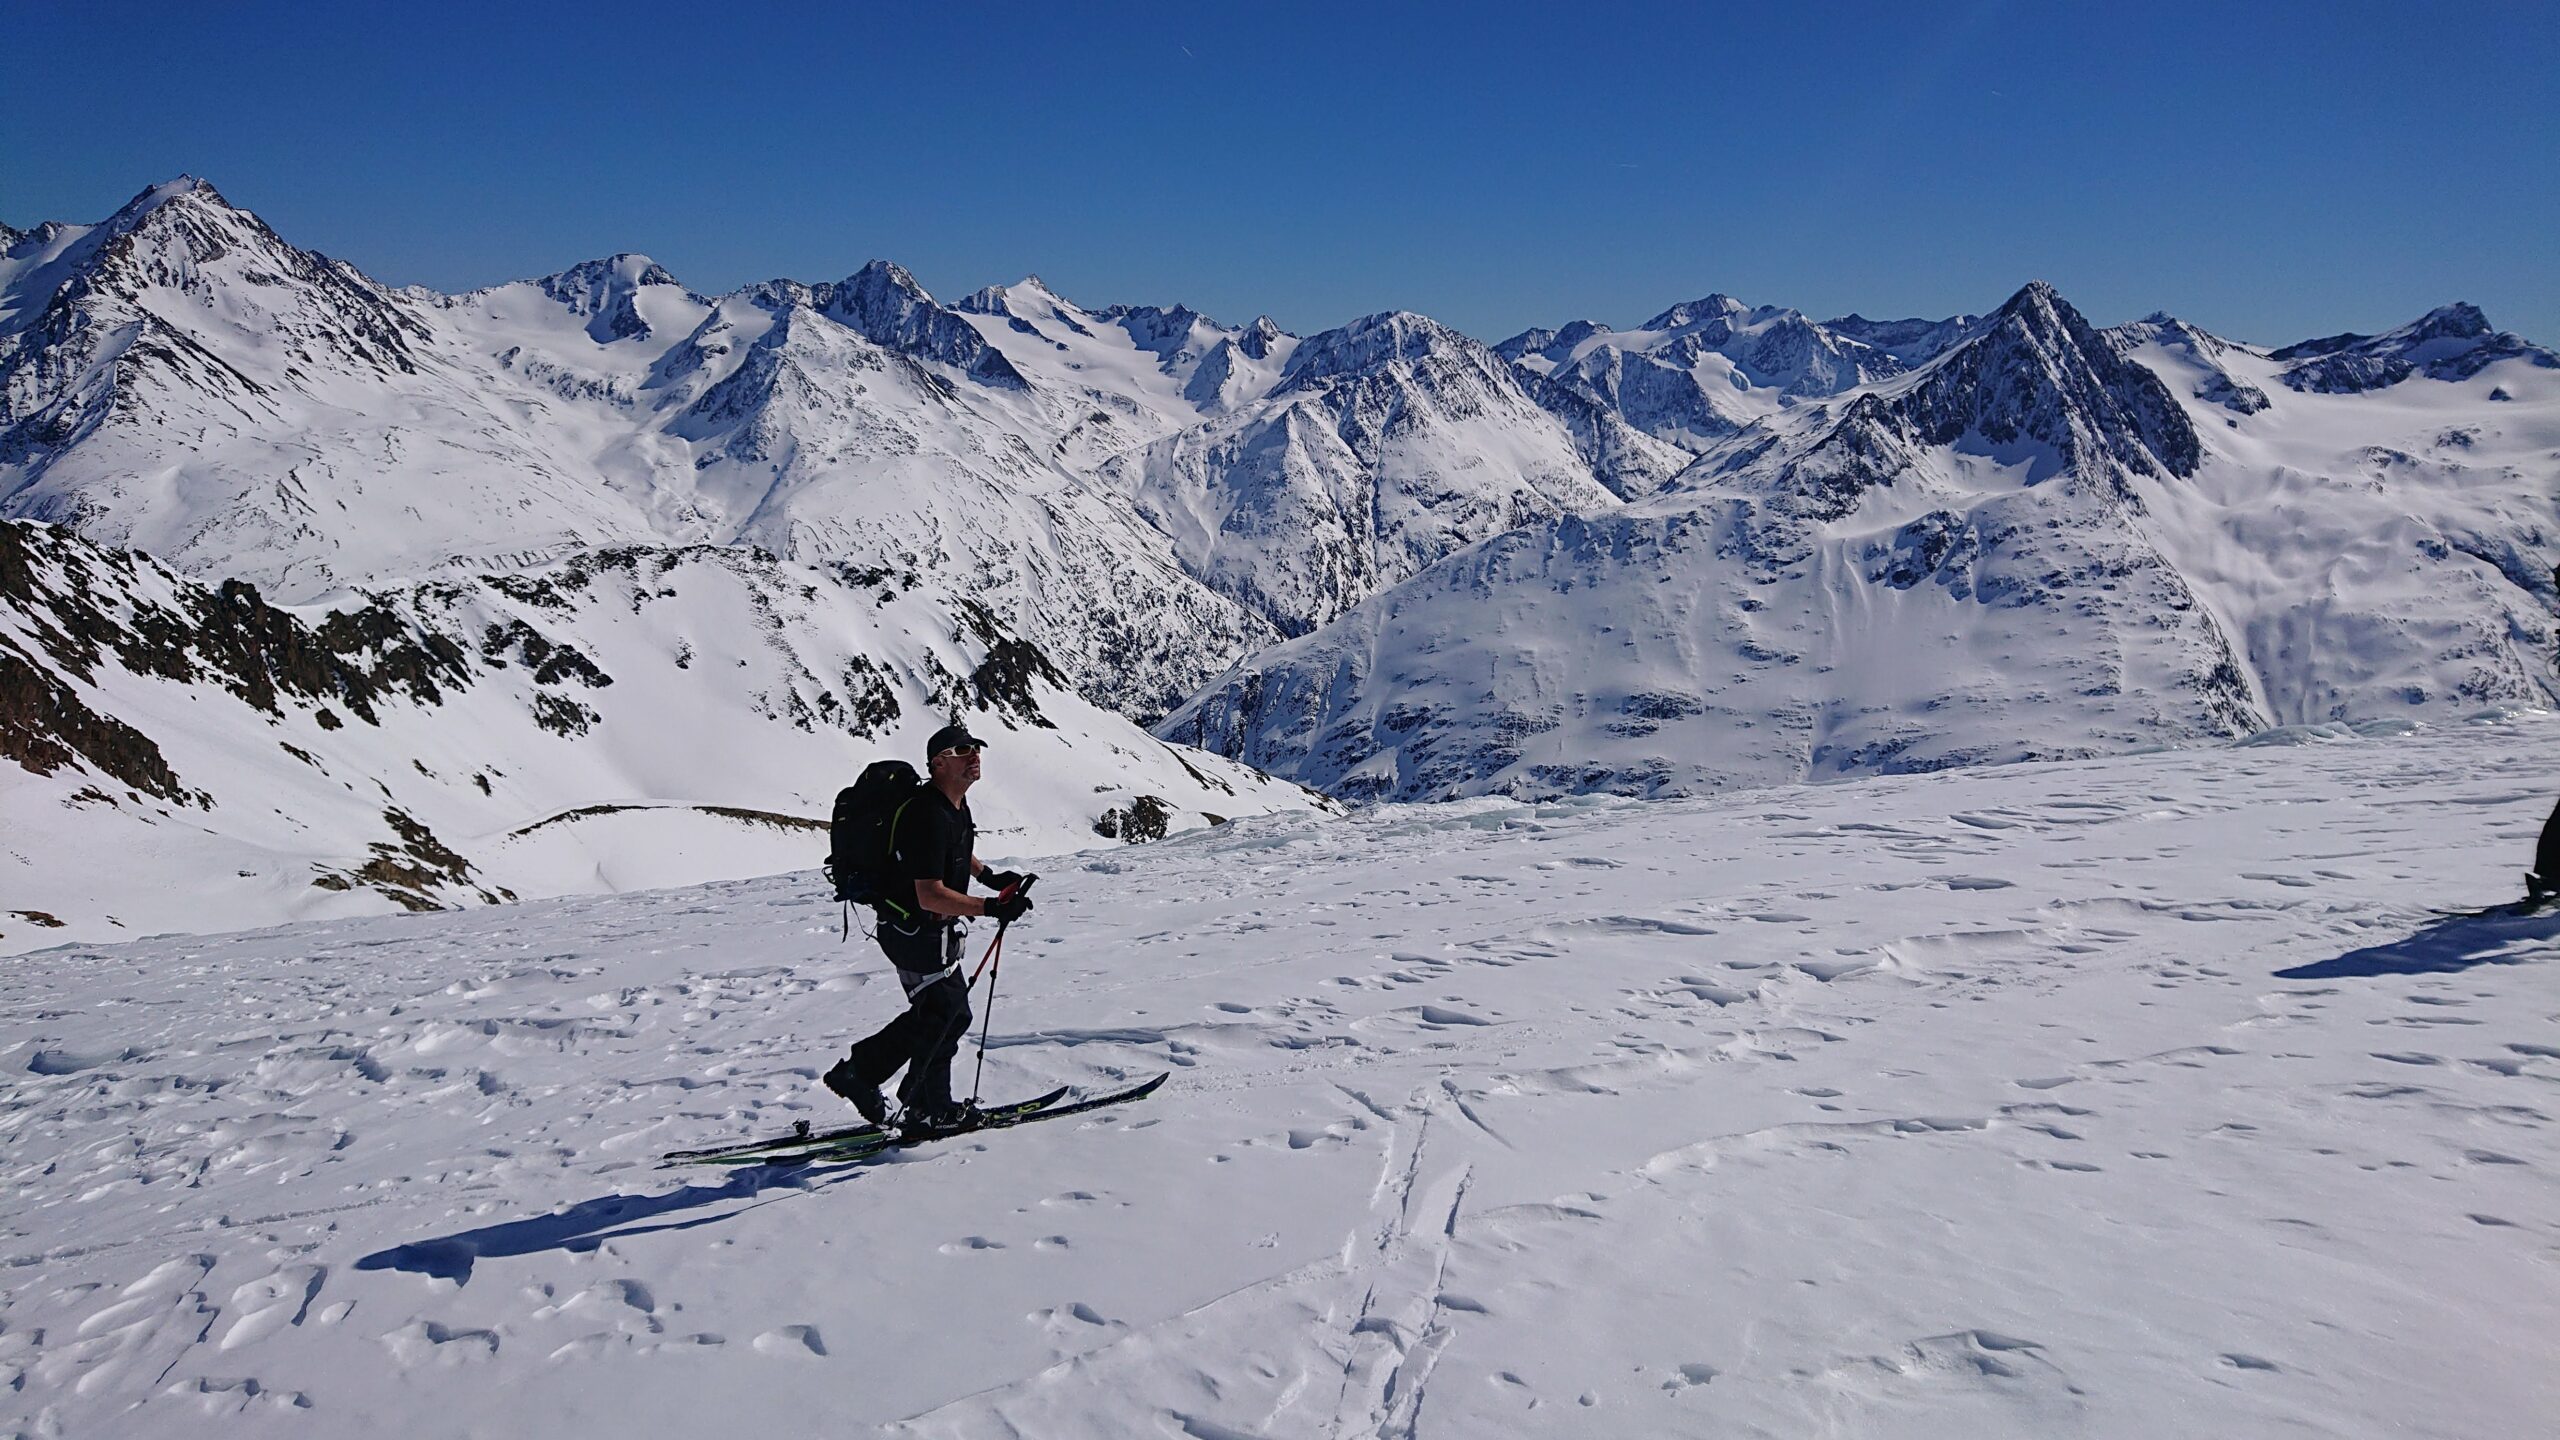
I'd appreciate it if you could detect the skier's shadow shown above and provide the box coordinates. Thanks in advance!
[2276,907,2560,980]
[354,1160,855,1285]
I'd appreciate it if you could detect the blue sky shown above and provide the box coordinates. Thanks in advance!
[7,1,2554,345]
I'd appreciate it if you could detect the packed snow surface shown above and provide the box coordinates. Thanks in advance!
[4,718,2554,1437]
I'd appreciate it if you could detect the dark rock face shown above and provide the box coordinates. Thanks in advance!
[1506,298,1946,455]
[0,644,197,804]
[1799,282,2202,507]
[1092,793,1171,842]
[311,807,510,911]
[1511,365,1688,499]
[1235,316,1286,361]
[535,254,686,343]
[1820,313,1979,366]
[5,519,1108,925]
[956,599,1066,730]
[0,519,476,793]
[816,261,1027,389]
[1104,304,1213,365]
[2271,304,2558,393]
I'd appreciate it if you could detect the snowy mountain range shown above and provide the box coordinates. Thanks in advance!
[0,517,1325,951]
[4,177,2556,938]
[1166,285,2558,799]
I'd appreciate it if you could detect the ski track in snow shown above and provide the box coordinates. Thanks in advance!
[2,719,2556,1438]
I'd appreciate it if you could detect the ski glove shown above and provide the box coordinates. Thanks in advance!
[981,869,1030,895]
[986,892,1033,924]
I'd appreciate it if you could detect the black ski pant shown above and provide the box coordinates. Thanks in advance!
[842,918,972,1113]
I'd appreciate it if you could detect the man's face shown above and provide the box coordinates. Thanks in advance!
[931,744,983,783]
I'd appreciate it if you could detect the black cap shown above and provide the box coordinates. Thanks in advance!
[925,722,985,758]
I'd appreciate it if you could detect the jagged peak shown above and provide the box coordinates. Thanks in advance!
[1495,319,1615,365]
[1640,293,1748,332]
[529,254,686,341]
[2265,300,2549,393]
[1236,315,1287,360]
[1958,282,2118,362]
[1108,302,1217,357]
[1104,300,1207,328]
[1856,277,2202,483]
[1990,279,2071,325]
[738,278,815,311]
[845,258,932,302]
[90,176,269,249]
[2273,302,2495,362]
[955,274,1079,320]
[1554,318,1614,348]
[2402,302,2492,341]
[119,175,231,218]
[2113,310,2213,346]
[1281,311,1489,388]
[1331,310,1462,343]
[1819,311,1981,366]
[540,253,680,292]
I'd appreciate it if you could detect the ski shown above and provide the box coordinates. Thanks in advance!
[660,1085,1068,1166]
[683,1072,1169,1168]
[2428,892,2560,922]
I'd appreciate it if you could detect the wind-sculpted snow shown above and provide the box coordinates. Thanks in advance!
[1,722,2552,1437]
[0,520,1327,953]
[1167,284,2557,803]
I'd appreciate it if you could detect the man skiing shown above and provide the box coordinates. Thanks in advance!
[825,722,1032,1129]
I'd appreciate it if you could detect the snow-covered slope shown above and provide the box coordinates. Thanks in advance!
[2268,302,2557,395]
[1497,296,1978,450]
[0,181,1278,719]
[1116,311,1676,637]
[0,519,1328,954]
[2,718,2552,1438]
[5,178,2554,821]
[0,187,1681,682]
[1165,284,2559,801]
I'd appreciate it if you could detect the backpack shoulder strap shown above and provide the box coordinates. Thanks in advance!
[874,794,923,919]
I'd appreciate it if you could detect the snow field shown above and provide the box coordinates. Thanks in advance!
[1,717,2555,1437]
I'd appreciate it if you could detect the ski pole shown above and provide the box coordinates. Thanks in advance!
[970,919,1005,1107]
[969,923,1005,986]
[968,875,1035,1106]
[969,874,1035,985]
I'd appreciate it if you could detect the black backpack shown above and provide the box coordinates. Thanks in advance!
[826,759,925,913]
